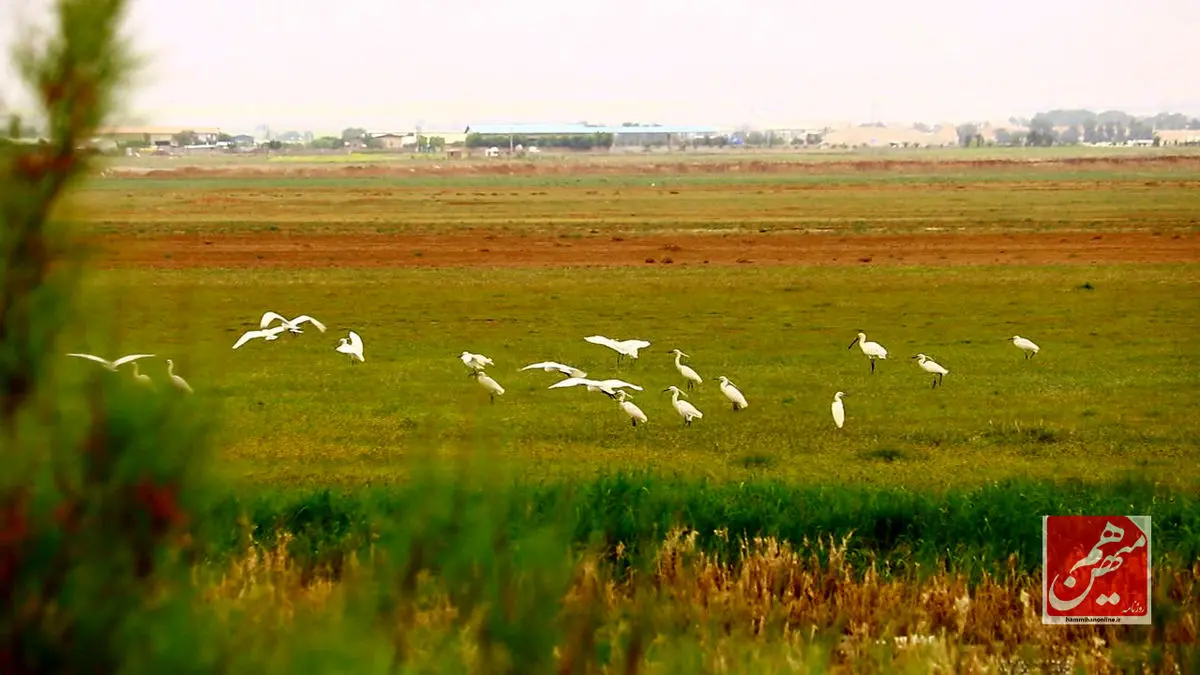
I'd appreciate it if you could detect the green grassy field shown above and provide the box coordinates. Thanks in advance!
[10,12,1198,670]
[81,263,1200,490]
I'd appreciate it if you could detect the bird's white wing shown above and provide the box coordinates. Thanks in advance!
[348,331,363,350]
[622,339,651,350]
[232,330,265,349]
[111,354,156,367]
[548,377,591,390]
[66,353,113,367]
[291,315,326,332]
[523,361,579,375]
[584,335,620,350]
[259,311,287,329]
[596,379,643,391]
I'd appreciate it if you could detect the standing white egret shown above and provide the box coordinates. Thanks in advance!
[662,385,703,426]
[911,353,949,388]
[469,370,505,403]
[1009,335,1040,359]
[614,390,648,427]
[848,331,888,373]
[520,361,587,378]
[232,325,290,349]
[260,311,327,334]
[584,335,651,366]
[132,361,153,387]
[717,376,748,411]
[669,349,703,390]
[166,359,193,394]
[548,377,643,398]
[336,331,365,363]
[66,352,155,372]
[831,392,847,429]
[460,351,494,372]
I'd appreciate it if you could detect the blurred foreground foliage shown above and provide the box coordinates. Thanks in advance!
[1,2,1196,673]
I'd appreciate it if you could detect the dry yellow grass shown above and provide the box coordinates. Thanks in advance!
[202,529,1197,673]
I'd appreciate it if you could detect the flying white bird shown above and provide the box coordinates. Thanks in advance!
[831,391,847,429]
[912,353,949,388]
[132,361,152,387]
[232,325,290,349]
[669,349,703,390]
[717,376,748,411]
[520,361,588,379]
[336,331,365,363]
[614,390,648,427]
[584,335,652,365]
[848,331,889,373]
[166,359,193,393]
[663,385,703,426]
[460,351,494,372]
[260,311,327,334]
[1009,335,1040,359]
[66,352,156,372]
[469,370,505,403]
[548,377,644,398]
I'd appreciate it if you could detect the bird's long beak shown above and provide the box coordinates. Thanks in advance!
[910,355,918,359]
[848,339,858,349]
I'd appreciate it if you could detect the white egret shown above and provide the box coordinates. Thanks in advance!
[662,385,703,426]
[66,352,155,372]
[336,331,365,363]
[614,390,648,427]
[912,353,949,388]
[669,349,703,390]
[584,335,651,366]
[831,392,847,429]
[260,311,327,334]
[520,361,587,379]
[460,351,494,372]
[166,359,193,393]
[717,376,748,411]
[848,331,888,373]
[1009,335,1040,359]
[232,325,290,349]
[548,377,644,398]
[469,370,505,403]
[132,361,152,387]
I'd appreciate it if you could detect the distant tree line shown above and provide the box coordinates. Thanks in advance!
[959,109,1200,147]
[466,132,614,149]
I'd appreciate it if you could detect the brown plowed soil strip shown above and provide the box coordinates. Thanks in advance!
[94,231,1199,269]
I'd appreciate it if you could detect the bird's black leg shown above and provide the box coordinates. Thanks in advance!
[631,418,636,427]
[870,360,876,374]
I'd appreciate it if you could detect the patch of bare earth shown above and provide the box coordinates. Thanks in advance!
[92,231,1200,270]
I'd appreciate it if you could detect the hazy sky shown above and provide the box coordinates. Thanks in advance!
[2,0,1198,134]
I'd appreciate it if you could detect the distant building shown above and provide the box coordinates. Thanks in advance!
[371,132,411,150]
[820,123,958,148]
[94,126,221,147]
[369,131,469,150]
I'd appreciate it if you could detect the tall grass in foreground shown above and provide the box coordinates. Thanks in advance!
[2,3,1196,672]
